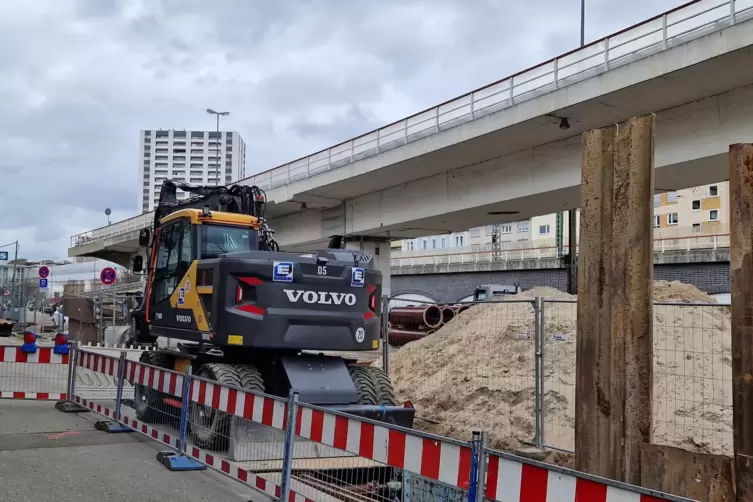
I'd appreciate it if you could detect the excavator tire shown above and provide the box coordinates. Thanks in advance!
[348,365,397,406]
[188,363,265,450]
[364,366,398,406]
[133,351,172,423]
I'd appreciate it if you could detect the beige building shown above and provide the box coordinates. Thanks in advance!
[653,182,727,237]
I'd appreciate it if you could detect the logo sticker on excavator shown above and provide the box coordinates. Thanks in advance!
[273,261,293,283]
[178,288,185,306]
[351,268,364,288]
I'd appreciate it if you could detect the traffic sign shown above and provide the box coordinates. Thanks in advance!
[100,267,117,285]
[38,266,50,279]
[0,252,7,261]
[39,279,48,288]
[2,288,10,296]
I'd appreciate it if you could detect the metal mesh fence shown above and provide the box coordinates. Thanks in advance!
[539,300,577,453]
[386,300,539,451]
[0,342,68,399]
[652,302,732,456]
[540,300,734,457]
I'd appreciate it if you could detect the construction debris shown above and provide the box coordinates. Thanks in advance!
[376,281,732,460]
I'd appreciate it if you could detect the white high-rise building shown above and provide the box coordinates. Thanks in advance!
[138,129,247,213]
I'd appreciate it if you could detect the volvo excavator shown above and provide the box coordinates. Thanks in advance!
[128,179,413,450]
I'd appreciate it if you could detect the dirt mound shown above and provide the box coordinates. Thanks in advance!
[378,282,732,456]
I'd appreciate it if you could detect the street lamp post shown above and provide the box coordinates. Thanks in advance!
[206,108,230,186]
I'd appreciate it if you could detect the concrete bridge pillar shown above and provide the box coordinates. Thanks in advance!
[344,237,392,297]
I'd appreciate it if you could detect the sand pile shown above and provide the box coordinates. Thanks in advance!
[378,281,733,458]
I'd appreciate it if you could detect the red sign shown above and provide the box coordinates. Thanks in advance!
[100,267,117,285]
[38,266,50,279]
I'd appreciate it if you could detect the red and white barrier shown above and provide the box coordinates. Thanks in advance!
[126,360,184,398]
[0,346,68,364]
[189,377,287,427]
[485,453,670,502]
[0,344,69,400]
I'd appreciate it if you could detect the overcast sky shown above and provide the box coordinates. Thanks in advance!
[0,0,683,260]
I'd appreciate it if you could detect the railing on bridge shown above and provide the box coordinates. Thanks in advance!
[391,232,730,268]
[69,0,753,251]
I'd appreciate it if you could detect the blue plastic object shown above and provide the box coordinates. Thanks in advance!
[21,332,37,354]
[156,451,206,472]
[53,334,69,355]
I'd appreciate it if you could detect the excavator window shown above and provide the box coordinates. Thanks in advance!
[152,218,194,306]
[200,224,256,259]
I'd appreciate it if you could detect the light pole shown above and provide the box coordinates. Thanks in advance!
[206,108,230,186]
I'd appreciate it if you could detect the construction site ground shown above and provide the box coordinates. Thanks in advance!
[0,400,273,502]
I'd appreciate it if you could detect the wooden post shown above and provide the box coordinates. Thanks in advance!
[575,115,655,484]
[729,143,753,501]
[575,125,616,478]
[611,115,655,485]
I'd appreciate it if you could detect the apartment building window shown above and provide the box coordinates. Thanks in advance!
[500,224,512,234]
[190,171,203,177]
[155,156,168,161]
[156,148,168,154]
[692,200,701,211]
[538,225,550,235]
[156,141,168,146]
[422,240,427,250]
[173,163,186,169]
[653,215,660,228]
[190,178,203,184]
[173,171,186,176]
[143,188,149,194]
[709,185,718,197]
[144,137,151,144]
[692,223,701,233]
[709,210,719,221]
[208,132,220,139]
[191,149,203,154]
[156,131,169,138]
[668,213,679,225]
[226,136,233,144]
[441,237,446,248]
[155,170,168,175]
[191,156,203,162]
[144,131,151,137]
[653,194,660,208]
[470,228,481,238]
[226,176,232,183]
[455,235,464,247]
[191,131,204,138]
[666,191,678,203]
[405,241,414,251]
[226,146,233,152]
[518,221,530,233]
[143,181,150,187]
[173,148,186,154]
[191,141,203,147]
[173,131,186,139]
[432,239,437,249]
[173,156,186,161]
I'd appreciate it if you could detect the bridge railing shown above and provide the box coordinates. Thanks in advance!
[71,212,152,248]
[391,232,730,268]
[69,0,753,250]
[236,0,751,191]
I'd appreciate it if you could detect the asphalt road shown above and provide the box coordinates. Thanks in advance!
[0,400,274,502]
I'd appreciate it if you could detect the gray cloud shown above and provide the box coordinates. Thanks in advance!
[0,0,681,259]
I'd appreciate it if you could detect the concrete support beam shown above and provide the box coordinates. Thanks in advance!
[575,115,654,484]
[729,143,753,501]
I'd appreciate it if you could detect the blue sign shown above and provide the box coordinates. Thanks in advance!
[351,267,365,288]
[0,252,7,261]
[273,262,293,283]
[178,288,185,306]
[39,279,48,288]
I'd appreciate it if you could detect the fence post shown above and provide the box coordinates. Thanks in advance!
[55,341,89,413]
[94,350,131,433]
[475,431,488,502]
[156,366,206,471]
[468,431,481,502]
[381,295,390,376]
[534,297,545,449]
[280,390,299,501]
